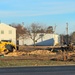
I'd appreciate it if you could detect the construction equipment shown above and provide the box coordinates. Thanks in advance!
[0,40,16,55]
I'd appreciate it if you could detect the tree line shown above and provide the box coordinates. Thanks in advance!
[10,23,75,46]
[60,32,75,45]
[10,23,54,45]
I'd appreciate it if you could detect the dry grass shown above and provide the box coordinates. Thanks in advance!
[0,45,75,67]
[0,58,75,67]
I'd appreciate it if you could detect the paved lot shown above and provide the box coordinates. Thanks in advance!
[0,66,75,75]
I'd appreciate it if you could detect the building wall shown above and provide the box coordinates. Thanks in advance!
[19,33,60,46]
[0,23,16,44]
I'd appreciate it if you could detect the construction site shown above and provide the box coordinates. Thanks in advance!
[0,27,75,63]
[0,23,75,67]
[0,43,75,62]
[0,23,75,72]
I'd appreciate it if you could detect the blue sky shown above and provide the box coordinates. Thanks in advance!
[0,0,75,34]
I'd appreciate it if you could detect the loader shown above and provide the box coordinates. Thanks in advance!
[0,40,16,55]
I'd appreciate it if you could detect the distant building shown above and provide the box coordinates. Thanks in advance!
[19,33,60,46]
[0,23,16,44]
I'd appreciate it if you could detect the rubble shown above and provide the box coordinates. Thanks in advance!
[4,50,56,56]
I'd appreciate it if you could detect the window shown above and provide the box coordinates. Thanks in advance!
[9,30,12,34]
[1,30,4,34]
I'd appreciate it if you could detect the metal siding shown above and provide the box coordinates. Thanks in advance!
[19,33,59,46]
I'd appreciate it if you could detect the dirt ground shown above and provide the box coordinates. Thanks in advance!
[3,45,75,61]
[5,45,58,56]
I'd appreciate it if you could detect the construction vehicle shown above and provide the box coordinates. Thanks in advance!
[0,40,16,55]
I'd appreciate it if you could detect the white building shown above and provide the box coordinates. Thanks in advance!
[19,33,60,46]
[0,23,16,44]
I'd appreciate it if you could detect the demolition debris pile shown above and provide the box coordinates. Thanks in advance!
[5,50,56,56]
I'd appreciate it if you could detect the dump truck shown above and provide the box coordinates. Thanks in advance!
[0,40,16,55]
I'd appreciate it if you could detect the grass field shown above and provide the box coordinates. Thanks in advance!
[0,58,75,67]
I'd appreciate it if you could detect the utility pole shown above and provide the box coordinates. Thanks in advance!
[66,23,68,46]
[54,25,56,34]
[66,23,68,35]
[53,25,56,46]
[63,23,69,61]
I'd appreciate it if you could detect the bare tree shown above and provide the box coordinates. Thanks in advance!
[10,23,27,45]
[46,26,53,33]
[70,32,75,43]
[27,23,44,46]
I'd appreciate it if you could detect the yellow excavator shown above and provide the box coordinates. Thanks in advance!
[0,40,16,55]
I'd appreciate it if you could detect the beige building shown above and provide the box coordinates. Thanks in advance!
[0,23,16,44]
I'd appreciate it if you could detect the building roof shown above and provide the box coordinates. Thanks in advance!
[0,23,16,29]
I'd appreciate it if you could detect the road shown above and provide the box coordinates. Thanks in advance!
[0,66,75,75]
